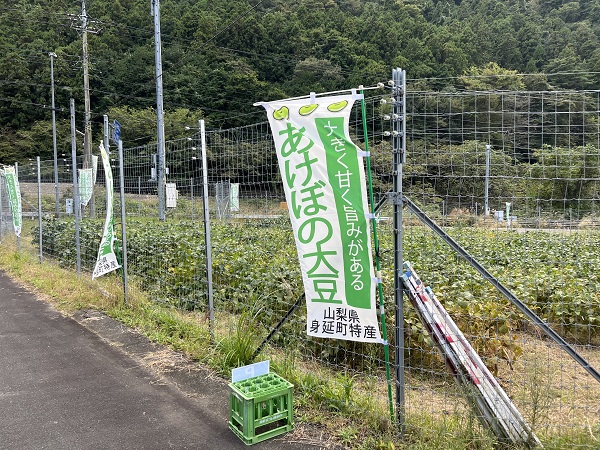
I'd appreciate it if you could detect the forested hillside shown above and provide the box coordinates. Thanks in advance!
[1,0,600,161]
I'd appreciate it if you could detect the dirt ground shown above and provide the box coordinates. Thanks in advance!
[401,332,600,439]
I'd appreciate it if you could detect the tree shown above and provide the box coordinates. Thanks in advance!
[285,57,345,95]
[460,62,525,91]
[105,106,204,145]
[527,144,600,216]
[405,140,521,211]
[543,45,593,89]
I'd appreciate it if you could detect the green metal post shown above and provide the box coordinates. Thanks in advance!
[360,90,395,423]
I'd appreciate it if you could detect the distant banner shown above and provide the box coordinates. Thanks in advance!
[92,154,99,185]
[4,166,22,237]
[92,143,120,279]
[79,168,93,206]
[259,94,381,343]
[230,183,240,212]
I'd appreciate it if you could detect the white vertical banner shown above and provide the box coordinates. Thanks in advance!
[79,168,93,206]
[92,143,120,278]
[4,166,22,237]
[230,183,240,212]
[92,154,99,185]
[258,94,381,343]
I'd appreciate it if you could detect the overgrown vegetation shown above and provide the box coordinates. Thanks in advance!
[4,0,600,159]
[3,219,600,448]
[34,215,600,369]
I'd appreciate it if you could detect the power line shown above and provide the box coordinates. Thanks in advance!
[0,96,67,111]
[202,0,267,45]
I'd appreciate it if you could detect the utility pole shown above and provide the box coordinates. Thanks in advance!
[71,0,99,217]
[82,0,94,217]
[152,0,166,221]
[49,52,60,217]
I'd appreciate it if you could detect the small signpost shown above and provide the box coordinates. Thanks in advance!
[111,119,121,144]
[66,198,74,215]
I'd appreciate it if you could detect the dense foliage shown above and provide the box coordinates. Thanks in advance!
[3,0,600,160]
[36,217,600,370]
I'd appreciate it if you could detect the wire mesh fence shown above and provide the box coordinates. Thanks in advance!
[2,86,599,447]
[395,89,600,446]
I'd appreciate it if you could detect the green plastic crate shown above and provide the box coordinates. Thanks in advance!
[229,372,294,445]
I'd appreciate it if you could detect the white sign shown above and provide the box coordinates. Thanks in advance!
[258,94,381,343]
[79,168,93,206]
[230,183,240,212]
[232,360,270,383]
[166,183,178,208]
[4,166,22,237]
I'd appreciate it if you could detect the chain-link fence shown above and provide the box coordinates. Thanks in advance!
[3,83,599,448]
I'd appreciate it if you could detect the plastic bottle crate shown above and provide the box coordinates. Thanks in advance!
[229,372,294,445]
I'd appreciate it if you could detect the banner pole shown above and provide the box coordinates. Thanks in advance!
[0,172,3,241]
[360,89,395,423]
[70,98,81,277]
[37,156,43,264]
[200,120,215,341]
[15,162,20,252]
[118,140,129,301]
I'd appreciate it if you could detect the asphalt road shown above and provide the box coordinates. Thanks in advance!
[0,271,331,450]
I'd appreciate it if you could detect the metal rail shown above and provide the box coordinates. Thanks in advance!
[402,195,600,384]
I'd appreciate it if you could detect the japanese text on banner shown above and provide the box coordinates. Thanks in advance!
[259,94,381,343]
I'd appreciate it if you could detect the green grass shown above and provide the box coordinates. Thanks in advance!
[2,223,599,449]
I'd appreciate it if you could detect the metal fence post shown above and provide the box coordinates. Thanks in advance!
[190,177,194,220]
[103,114,110,155]
[485,144,491,216]
[392,67,406,429]
[15,161,20,252]
[200,120,214,340]
[71,98,81,276]
[37,156,43,264]
[118,140,129,301]
[0,171,3,241]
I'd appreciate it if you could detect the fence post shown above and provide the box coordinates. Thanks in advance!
[15,161,20,252]
[118,140,129,301]
[392,67,406,429]
[0,174,3,241]
[37,156,43,264]
[190,177,194,220]
[71,98,81,276]
[103,114,110,153]
[200,119,215,340]
[485,144,491,216]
